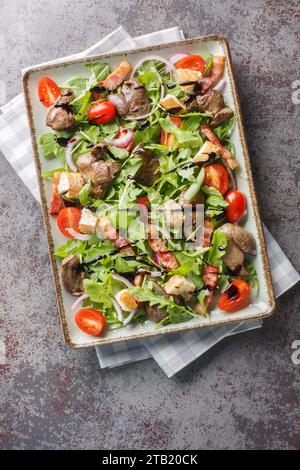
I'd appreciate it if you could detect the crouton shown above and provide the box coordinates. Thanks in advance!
[164,275,196,295]
[79,208,98,234]
[58,172,84,199]
[193,141,219,163]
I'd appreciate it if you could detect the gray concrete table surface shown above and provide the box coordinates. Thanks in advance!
[0,0,299,450]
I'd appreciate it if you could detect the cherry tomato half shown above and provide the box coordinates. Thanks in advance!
[175,55,206,73]
[225,190,247,223]
[75,309,106,336]
[218,279,250,313]
[57,207,82,238]
[160,116,183,147]
[88,101,116,125]
[137,197,150,208]
[38,77,61,108]
[204,163,229,195]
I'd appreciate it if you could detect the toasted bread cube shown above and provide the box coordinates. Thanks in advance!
[175,68,202,94]
[159,94,185,113]
[194,141,219,163]
[58,172,84,199]
[164,275,196,295]
[79,208,98,234]
[164,200,183,228]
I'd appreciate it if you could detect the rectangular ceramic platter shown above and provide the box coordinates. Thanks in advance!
[23,35,275,348]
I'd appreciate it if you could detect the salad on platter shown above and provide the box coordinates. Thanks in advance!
[38,51,258,337]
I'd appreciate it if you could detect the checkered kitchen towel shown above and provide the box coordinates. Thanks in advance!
[0,27,299,377]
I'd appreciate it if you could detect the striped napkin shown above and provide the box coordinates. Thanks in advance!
[0,26,298,377]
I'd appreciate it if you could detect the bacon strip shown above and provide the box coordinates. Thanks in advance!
[100,61,132,91]
[147,225,179,270]
[200,218,213,247]
[98,216,133,251]
[203,266,220,289]
[201,124,239,171]
[202,265,220,312]
[50,172,65,215]
[200,56,225,94]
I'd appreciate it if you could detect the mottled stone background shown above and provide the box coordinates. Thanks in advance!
[0,0,299,450]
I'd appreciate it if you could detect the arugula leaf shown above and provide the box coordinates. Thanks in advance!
[207,231,227,269]
[159,116,202,148]
[213,115,236,140]
[84,241,114,263]
[39,133,65,162]
[202,186,229,208]
[83,279,112,307]
[133,123,161,146]
[79,182,95,206]
[107,145,129,160]
[55,240,86,258]
[243,263,259,296]
[197,289,208,315]
[217,274,230,292]
[130,286,195,324]
[41,168,65,179]
[85,61,110,88]
[79,125,100,144]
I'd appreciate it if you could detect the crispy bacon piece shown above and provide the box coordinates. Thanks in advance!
[153,251,179,271]
[197,266,221,314]
[98,216,134,252]
[203,266,220,289]
[100,61,132,91]
[201,124,239,171]
[49,172,65,215]
[200,56,225,94]
[201,218,213,247]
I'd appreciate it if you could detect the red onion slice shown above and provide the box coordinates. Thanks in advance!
[213,79,227,94]
[66,135,81,172]
[112,273,133,288]
[131,55,176,79]
[103,129,134,148]
[112,298,124,322]
[165,53,188,73]
[66,228,91,241]
[71,293,88,313]
[122,308,138,326]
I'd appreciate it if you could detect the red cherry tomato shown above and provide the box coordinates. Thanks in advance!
[38,77,61,108]
[75,309,106,336]
[218,279,250,313]
[225,190,247,222]
[204,163,229,195]
[175,55,206,73]
[160,116,183,147]
[137,197,150,207]
[88,101,116,124]
[57,207,82,238]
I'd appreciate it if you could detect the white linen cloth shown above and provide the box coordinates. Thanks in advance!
[0,26,298,377]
